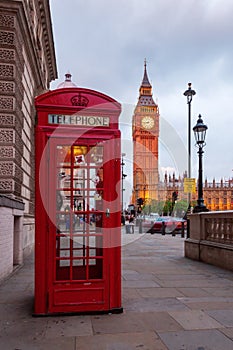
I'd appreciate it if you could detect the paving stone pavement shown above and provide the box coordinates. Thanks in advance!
[0,227,233,349]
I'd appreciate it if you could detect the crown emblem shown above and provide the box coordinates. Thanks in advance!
[71,94,89,107]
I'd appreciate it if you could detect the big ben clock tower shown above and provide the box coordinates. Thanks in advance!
[132,61,159,207]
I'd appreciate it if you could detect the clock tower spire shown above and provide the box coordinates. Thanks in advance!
[141,59,151,87]
[132,61,159,209]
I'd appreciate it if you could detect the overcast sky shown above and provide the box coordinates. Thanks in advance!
[50,0,233,203]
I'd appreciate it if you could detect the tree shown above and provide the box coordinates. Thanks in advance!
[143,199,189,217]
[172,200,189,217]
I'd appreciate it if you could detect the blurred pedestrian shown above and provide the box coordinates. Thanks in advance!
[129,215,135,233]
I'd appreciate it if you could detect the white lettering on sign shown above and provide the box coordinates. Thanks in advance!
[48,114,110,127]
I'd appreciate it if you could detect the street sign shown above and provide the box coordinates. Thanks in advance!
[184,178,196,193]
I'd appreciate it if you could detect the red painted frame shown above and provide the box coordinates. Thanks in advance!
[34,87,122,315]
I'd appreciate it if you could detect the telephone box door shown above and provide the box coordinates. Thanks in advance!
[44,134,121,314]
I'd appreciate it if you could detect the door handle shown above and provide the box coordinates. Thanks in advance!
[106,208,110,217]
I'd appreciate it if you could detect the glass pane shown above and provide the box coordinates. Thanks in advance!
[73,250,86,258]
[95,213,103,228]
[73,236,86,249]
[73,146,87,165]
[55,143,105,282]
[93,168,103,200]
[57,213,75,233]
[88,235,103,249]
[56,236,70,249]
[59,250,70,258]
[89,259,96,265]
[56,146,71,166]
[89,145,103,165]
[73,214,86,233]
[89,259,103,279]
[88,190,97,210]
[73,259,86,266]
[89,216,96,233]
[89,248,96,257]
[90,168,98,189]
[72,263,87,280]
[73,168,86,179]
[56,260,70,281]
[73,183,83,196]
[62,207,73,231]
[57,168,71,189]
[59,260,70,267]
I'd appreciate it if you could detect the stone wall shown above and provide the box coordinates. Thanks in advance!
[0,0,57,279]
[185,211,233,272]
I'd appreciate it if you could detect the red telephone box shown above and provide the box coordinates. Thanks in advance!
[34,85,122,315]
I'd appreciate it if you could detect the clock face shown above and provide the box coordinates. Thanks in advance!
[141,116,154,130]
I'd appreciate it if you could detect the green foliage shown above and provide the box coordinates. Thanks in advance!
[143,199,189,217]
[173,200,189,217]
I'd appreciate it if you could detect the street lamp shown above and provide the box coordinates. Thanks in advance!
[184,83,196,180]
[143,185,146,204]
[121,153,127,213]
[184,83,196,237]
[193,114,209,213]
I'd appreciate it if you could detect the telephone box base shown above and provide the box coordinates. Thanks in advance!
[32,307,123,317]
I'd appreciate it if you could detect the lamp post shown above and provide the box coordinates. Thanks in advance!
[193,115,209,213]
[143,185,146,204]
[121,153,127,213]
[184,83,196,181]
[184,83,196,237]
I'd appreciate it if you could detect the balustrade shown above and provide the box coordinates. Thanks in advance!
[205,217,233,244]
[185,210,233,271]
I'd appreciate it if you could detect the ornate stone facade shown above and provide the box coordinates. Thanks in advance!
[158,173,233,212]
[0,0,57,279]
[0,0,57,208]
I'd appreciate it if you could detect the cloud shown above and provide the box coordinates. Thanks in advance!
[50,0,233,187]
